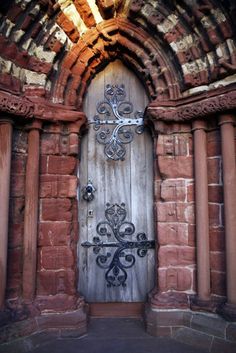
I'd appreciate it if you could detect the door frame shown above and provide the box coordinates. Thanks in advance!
[77,61,157,315]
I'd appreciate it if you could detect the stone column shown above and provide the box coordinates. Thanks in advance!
[219,114,236,320]
[192,120,211,305]
[0,119,13,309]
[23,120,42,301]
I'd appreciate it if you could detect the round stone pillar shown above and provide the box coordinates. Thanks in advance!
[219,114,236,320]
[22,120,42,301]
[192,120,211,303]
[0,119,13,309]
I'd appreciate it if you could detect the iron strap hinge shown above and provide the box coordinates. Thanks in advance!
[81,203,155,288]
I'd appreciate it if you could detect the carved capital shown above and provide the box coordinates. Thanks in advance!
[218,113,235,126]
[192,120,207,132]
[0,117,14,125]
[25,119,43,132]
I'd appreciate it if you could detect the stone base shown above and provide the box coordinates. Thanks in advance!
[218,303,236,322]
[145,305,236,353]
[149,291,189,309]
[0,307,88,349]
[190,295,223,313]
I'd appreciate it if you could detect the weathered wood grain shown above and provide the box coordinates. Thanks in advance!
[78,60,155,302]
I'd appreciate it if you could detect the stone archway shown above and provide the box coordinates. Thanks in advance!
[0,2,236,351]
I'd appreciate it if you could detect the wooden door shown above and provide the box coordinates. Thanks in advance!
[78,60,155,303]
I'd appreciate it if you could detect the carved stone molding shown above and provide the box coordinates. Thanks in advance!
[147,87,236,123]
[0,90,86,127]
[0,92,34,118]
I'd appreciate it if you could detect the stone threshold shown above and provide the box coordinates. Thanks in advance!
[0,308,236,353]
[145,307,236,353]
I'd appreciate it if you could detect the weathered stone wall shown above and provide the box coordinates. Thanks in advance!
[155,123,196,296]
[37,124,79,312]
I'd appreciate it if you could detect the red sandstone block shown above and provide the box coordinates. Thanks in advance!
[160,180,186,202]
[13,131,28,154]
[158,247,178,267]
[154,180,162,201]
[157,202,195,223]
[57,12,74,32]
[210,252,226,272]
[210,229,225,252]
[37,270,76,295]
[40,246,74,270]
[156,135,174,155]
[211,271,226,296]
[7,4,22,21]
[157,202,177,222]
[7,248,23,275]
[20,15,33,31]
[207,130,221,157]
[40,155,48,174]
[158,267,192,291]
[207,158,221,184]
[174,135,191,156]
[41,199,72,221]
[1,42,18,60]
[6,277,22,299]
[158,156,193,179]
[40,175,77,198]
[41,134,60,155]
[31,22,42,38]
[38,222,71,246]
[9,198,25,223]
[187,183,194,202]
[15,50,30,68]
[178,246,196,265]
[0,72,21,93]
[188,224,196,246]
[209,203,221,227]
[157,223,188,245]
[35,293,77,312]
[208,185,223,203]
[28,56,52,74]
[207,28,221,45]
[10,174,25,197]
[11,154,27,174]
[8,223,23,248]
[47,156,77,175]
[158,246,195,267]
[69,133,79,156]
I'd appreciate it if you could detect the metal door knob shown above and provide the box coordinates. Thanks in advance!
[81,180,96,202]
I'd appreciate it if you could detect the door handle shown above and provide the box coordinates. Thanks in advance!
[81,180,96,202]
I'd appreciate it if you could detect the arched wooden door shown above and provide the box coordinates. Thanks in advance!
[78,60,155,305]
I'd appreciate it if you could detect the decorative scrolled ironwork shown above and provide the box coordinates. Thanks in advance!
[81,203,155,287]
[89,84,144,161]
